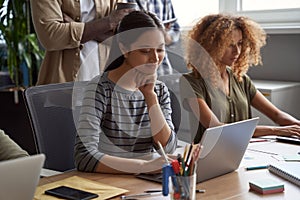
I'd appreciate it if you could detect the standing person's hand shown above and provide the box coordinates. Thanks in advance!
[108,9,134,30]
[81,8,134,43]
[164,23,172,31]
[63,13,74,23]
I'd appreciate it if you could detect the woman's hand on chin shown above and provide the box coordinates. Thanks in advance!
[134,68,157,96]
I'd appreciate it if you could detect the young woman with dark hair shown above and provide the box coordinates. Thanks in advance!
[75,11,177,174]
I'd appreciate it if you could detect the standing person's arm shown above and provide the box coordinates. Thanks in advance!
[163,1,180,45]
[81,9,133,43]
[163,22,180,45]
[126,0,180,45]
[30,0,131,50]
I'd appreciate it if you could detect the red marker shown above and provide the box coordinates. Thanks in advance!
[171,160,180,175]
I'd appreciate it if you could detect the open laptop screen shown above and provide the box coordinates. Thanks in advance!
[196,117,259,182]
[136,118,259,183]
[0,154,45,200]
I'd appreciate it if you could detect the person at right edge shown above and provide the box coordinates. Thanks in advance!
[180,14,300,143]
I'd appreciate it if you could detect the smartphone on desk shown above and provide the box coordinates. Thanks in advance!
[45,185,99,200]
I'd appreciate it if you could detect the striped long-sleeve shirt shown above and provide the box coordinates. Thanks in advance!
[75,73,177,172]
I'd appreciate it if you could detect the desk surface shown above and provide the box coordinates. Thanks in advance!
[38,141,300,200]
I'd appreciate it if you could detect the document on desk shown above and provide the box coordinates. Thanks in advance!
[34,176,128,200]
[268,162,300,187]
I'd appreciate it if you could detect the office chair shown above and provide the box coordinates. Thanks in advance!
[158,74,183,134]
[23,81,87,172]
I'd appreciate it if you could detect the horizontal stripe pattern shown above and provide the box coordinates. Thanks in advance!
[75,73,177,172]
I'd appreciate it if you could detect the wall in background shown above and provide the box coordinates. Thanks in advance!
[168,33,300,83]
[247,33,300,82]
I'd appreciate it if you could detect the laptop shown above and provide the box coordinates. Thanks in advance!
[0,154,45,200]
[136,117,259,183]
[195,117,259,182]
[276,136,300,145]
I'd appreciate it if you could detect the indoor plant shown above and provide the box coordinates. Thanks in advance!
[0,0,44,88]
[0,0,43,154]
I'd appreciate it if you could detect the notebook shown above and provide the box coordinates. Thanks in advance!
[268,162,300,187]
[136,117,259,183]
[0,154,45,200]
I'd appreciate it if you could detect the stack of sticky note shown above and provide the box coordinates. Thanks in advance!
[249,178,284,194]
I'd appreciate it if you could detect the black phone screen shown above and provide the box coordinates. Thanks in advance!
[44,186,99,200]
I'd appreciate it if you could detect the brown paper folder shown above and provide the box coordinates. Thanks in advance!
[34,176,128,200]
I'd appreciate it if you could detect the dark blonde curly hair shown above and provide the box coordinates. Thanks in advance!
[186,14,266,85]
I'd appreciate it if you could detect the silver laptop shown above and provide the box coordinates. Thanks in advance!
[196,117,259,182]
[136,118,259,183]
[0,154,45,200]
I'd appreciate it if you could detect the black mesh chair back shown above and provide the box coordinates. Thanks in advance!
[23,81,87,172]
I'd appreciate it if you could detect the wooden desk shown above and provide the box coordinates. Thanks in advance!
[38,141,300,199]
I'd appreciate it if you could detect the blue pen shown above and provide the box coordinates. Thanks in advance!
[246,165,269,170]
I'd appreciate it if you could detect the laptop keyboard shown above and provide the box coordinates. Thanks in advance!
[135,173,163,183]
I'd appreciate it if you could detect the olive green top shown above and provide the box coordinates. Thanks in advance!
[0,129,29,161]
[180,67,257,143]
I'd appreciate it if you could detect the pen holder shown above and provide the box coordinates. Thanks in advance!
[162,164,196,200]
[169,173,196,200]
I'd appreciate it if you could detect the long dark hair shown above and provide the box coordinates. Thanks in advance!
[104,11,164,72]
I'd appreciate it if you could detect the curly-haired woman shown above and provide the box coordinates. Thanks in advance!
[180,14,300,143]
